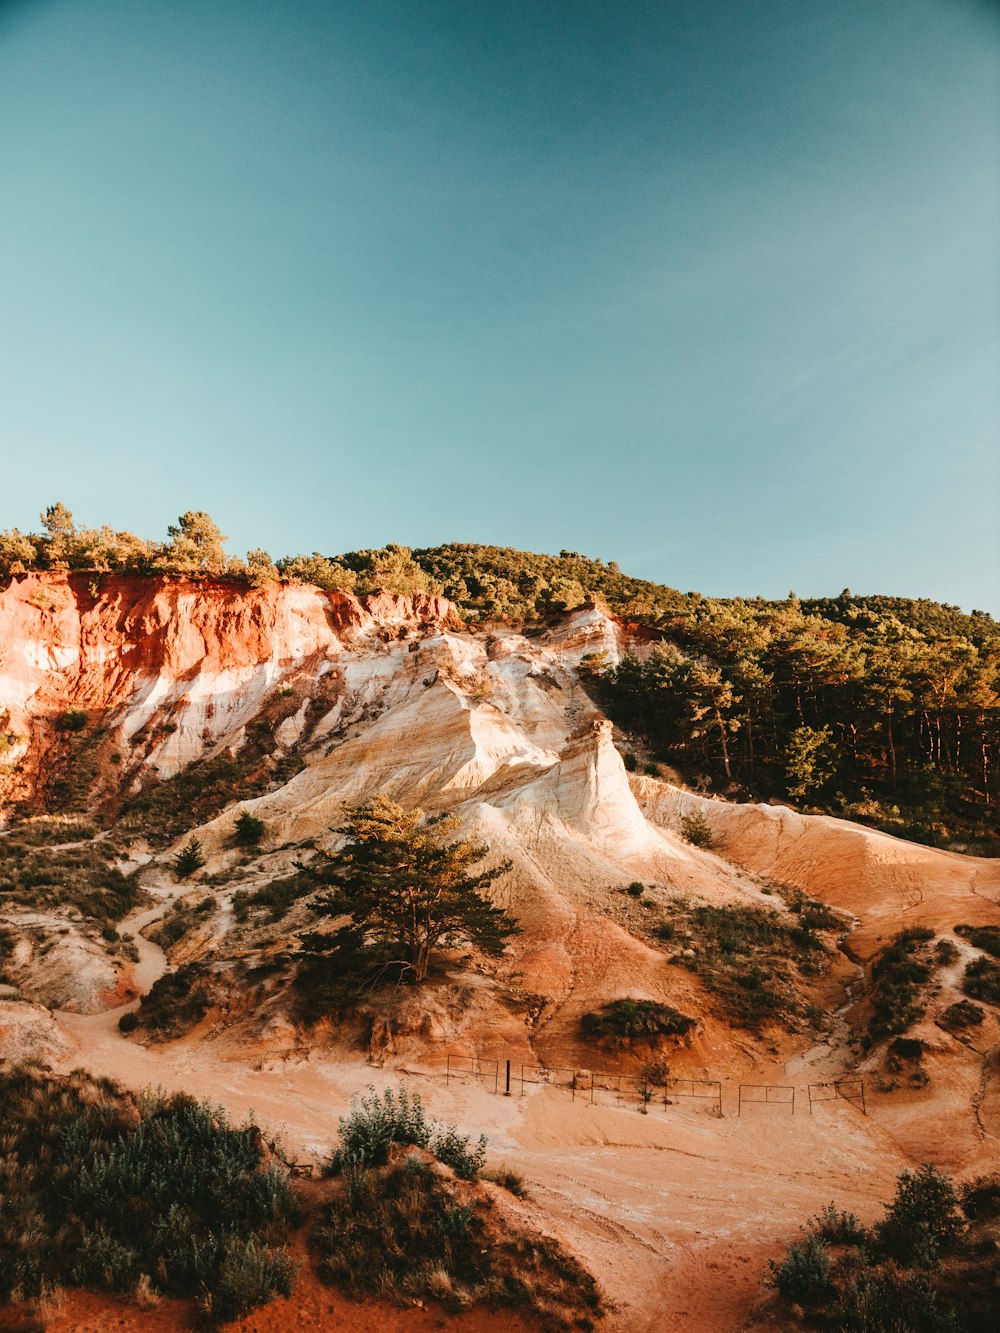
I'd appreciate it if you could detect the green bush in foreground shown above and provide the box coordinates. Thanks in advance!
[328,1085,486,1180]
[0,1066,297,1324]
[314,1096,603,1330]
[767,1163,998,1332]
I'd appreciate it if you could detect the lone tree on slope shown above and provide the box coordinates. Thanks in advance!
[306,794,517,986]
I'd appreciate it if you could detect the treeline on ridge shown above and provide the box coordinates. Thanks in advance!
[2,508,997,850]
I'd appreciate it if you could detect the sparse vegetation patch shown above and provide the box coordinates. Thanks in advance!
[0,825,139,925]
[864,926,935,1048]
[659,901,838,1031]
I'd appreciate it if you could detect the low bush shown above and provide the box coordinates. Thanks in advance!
[831,1266,958,1332]
[0,1067,297,1323]
[580,998,696,1044]
[808,1202,870,1247]
[963,956,1000,1006]
[238,870,316,923]
[954,923,1000,959]
[313,1152,603,1329]
[131,963,215,1040]
[328,1085,487,1181]
[482,1166,529,1198]
[766,1234,835,1304]
[58,707,88,732]
[940,999,985,1030]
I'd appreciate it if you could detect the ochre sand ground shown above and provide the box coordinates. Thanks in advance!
[48,992,934,1333]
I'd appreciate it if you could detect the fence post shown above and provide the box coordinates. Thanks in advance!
[738,1084,742,1117]
[860,1081,866,1116]
[446,1054,450,1087]
[505,1060,511,1096]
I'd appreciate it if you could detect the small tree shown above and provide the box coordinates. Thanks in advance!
[680,810,713,849]
[234,811,265,847]
[175,838,205,879]
[309,794,517,985]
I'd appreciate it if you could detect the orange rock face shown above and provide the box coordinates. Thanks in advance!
[0,572,461,802]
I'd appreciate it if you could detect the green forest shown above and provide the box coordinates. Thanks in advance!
[2,511,997,852]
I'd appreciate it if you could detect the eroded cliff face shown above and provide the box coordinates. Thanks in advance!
[0,572,461,800]
[1,572,999,1166]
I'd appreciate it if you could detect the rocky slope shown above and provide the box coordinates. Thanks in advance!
[2,571,999,1330]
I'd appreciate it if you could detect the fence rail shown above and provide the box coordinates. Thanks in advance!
[807,1079,866,1115]
[444,1054,499,1095]
[438,1058,874,1120]
[737,1083,795,1115]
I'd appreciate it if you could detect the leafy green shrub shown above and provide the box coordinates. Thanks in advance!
[0,1067,297,1323]
[875,1165,964,1268]
[766,1235,834,1303]
[117,1011,139,1034]
[625,881,645,897]
[328,1085,487,1181]
[963,956,1000,1005]
[201,1236,296,1325]
[808,1202,870,1247]
[580,998,696,1043]
[680,810,713,849]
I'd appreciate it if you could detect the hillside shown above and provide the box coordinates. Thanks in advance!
[0,530,998,1330]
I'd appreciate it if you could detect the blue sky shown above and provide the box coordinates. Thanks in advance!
[1,0,997,610]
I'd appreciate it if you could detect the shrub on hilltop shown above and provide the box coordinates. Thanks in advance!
[313,1085,604,1329]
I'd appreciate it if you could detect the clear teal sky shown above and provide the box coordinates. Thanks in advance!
[1,0,997,610]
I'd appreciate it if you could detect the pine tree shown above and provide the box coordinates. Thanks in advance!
[309,794,517,984]
[175,838,205,879]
